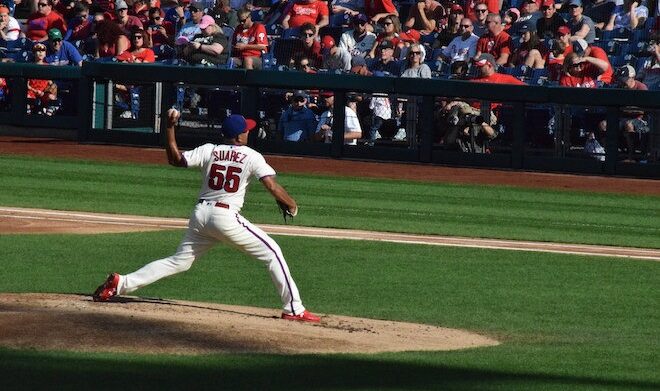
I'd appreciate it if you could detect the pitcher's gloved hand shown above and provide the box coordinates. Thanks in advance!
[277,200,297,223]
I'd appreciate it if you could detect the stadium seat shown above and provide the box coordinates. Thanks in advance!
[330,13,350,27]
[282,27,300,39]
[251,9,264,22]
[528,68,549,85]
[420,32,438,46]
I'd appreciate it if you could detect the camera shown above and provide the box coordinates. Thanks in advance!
[446,106,483,127]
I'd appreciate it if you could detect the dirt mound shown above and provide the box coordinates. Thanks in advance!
[0,293,499,355]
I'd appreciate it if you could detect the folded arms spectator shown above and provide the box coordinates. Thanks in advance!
[0,4,20,41]
[231,7,268,70]
[181,15,228,65]
[27,0,67,42]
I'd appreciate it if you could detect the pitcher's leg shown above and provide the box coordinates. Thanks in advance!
[227,214,305,315]
[120,229,215,294]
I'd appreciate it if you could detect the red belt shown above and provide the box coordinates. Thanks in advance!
[198,200,230,209]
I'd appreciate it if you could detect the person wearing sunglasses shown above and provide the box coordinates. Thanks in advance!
[27,43,59,116]
[147,7,174,48]
[338,13,376,58]
[464,0,498,22]
[401,42,431,78]
[176,1,207,42]
[559,51,608,88]
[116,27,155,62]
[64,2,93,43]
[367,14,400,58]
[230,7,268,69]
[44,27,82,66]
[282,0,329,31]
[471,4,490,37]
[437,17,478,65]
[474,13,512,66]
[278,90,318,142]
[26,0,67,42]
[289,22,322,68]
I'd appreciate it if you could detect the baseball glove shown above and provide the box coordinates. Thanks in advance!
[277,201,297,223]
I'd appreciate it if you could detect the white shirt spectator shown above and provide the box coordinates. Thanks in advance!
[442,33,479,63]
[339,29,376,57]
[369,94,391,120]
[614,4,649,29]
[316,106,362,145]
[0,14,21,41]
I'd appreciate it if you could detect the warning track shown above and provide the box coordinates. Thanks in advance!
[1,207,658,261]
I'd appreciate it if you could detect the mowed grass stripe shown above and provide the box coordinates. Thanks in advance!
[1,154,659,248]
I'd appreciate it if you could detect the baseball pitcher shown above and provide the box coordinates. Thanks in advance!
[93,108,320,323]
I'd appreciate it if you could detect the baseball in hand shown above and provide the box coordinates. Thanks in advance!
[167,108,180,123]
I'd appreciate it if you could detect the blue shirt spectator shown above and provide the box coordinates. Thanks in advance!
[278,91,318,141]
[44,28,82,66]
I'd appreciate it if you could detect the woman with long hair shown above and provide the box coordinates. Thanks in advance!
[400,43,431,78]
[116,28,156,63]
[367,14,401,58]
[94,18,130,58]
[509,25,545,69]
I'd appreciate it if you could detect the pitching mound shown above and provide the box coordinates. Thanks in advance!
[0,293,499,355]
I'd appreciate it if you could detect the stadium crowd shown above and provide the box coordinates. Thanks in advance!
[0,0,657,157]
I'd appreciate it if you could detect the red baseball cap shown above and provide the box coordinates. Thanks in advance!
[541,0,554,7]
[399,29,421,43]
[0,5,9,14]
[557,25,571,36]
[450,4,464,13]
[321,35,335,49]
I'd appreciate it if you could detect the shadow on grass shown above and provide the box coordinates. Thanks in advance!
[0,349,656,391]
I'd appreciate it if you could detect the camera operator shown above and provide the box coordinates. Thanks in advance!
[439,100,498,153]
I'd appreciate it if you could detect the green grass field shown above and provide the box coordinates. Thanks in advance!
[0,155,658,390]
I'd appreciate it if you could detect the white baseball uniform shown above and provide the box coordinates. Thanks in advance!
[116,143,306,315]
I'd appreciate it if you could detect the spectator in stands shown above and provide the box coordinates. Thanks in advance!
[210,0,238,29]
[471,3,489,37]
[54,0,76,21]
[465,0,498,22]
[282,0,329,30]
[27,42,59,116]
[0,4,21,42]
[503,8,520,31]
[471,52,527,84]
[64,2,93,43]
[181,15,229,65]
[115,0,143,34]
[509,0,542,36]
[613,0,649,30]
[559,51,609,87]
[349,55,373,75]
[339,13,376,58]
[176,1,205,41]
[314,90,363,145]
[584,0,616,32]
[230,7,268,70]
[367,39,400,74]
[132,0,150,25]
[290,22,322,67]
[433,4,463,47]
[404,0,443,35]
[367,14,400,58]
[637,33,659,89]
[293,55,317,72]
[475,13,513,65]
[27,0,67,42]
[94,17,130,58]
[400,42,431,77]
[615,64,648,89]
[509,23,546,69]
[546,38,567,80]
[537,0,566,40]
[572,38,613,84]
[278,89,318,142]
[331,0,364,20]
[364,0,398,24]
[397,28,420,57]
[321,34,351,71]
[567,0,596,43]
[116,27,155,62]
[437,17,478,64]
[147,7,174,48]
[44,28,82,65]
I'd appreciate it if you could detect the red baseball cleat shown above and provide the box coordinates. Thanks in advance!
[92,273,120,302]
[281,310,321,323]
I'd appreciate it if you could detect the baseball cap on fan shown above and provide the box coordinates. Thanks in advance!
[572,38,588,55]
[473,53,497,67]
[221,114,257,138]
[198,15,215,29]
[115,0,128,10]
[321,35,335,53]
